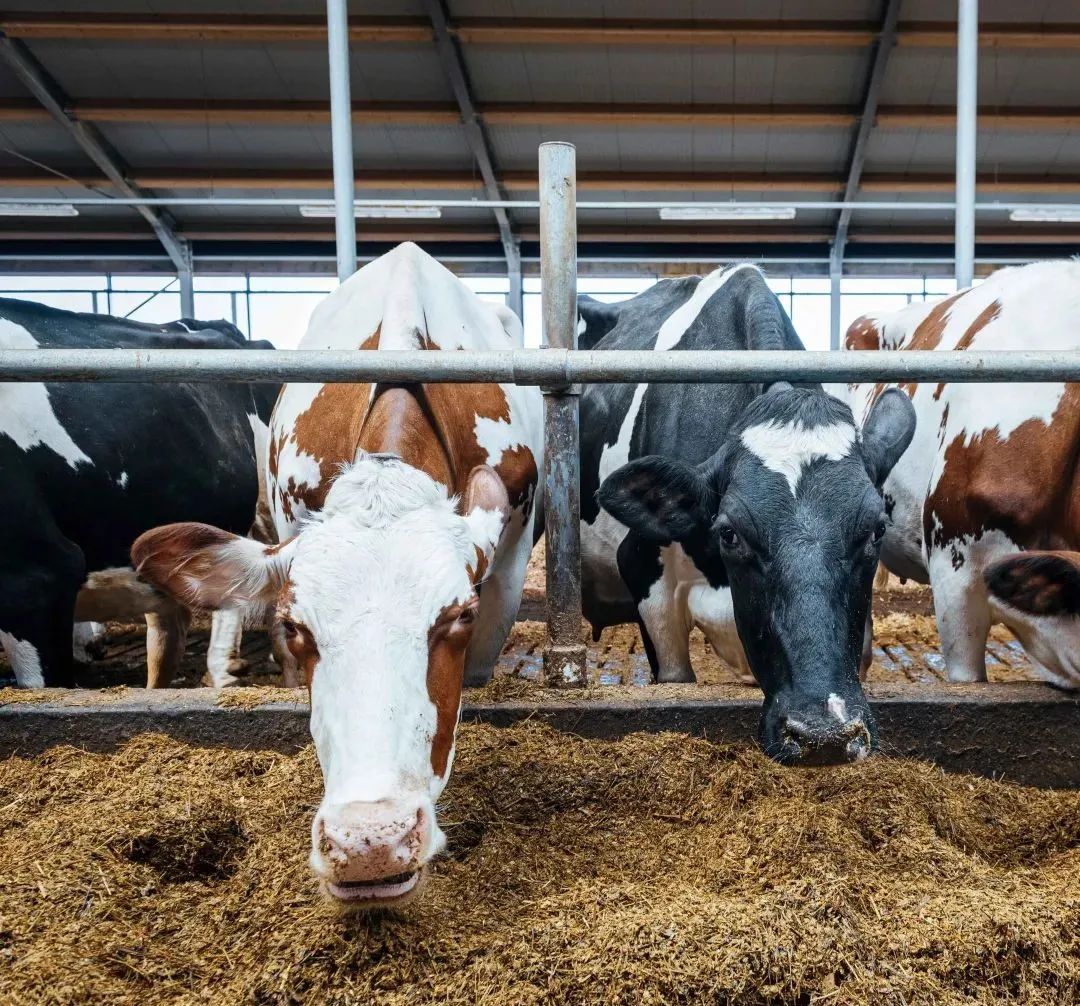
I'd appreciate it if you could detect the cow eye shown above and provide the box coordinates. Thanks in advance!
[718,523,738,547]
[873,520,887,543]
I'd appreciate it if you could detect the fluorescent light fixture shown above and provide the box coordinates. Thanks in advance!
[1009,207,1080,223]
[299,204,442,219]
[658,205,797,222]
[0,202,79,217]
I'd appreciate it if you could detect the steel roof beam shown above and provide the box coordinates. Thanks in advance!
[424,0,521,317]
[0,35,194,313]
[1,15,1078,51]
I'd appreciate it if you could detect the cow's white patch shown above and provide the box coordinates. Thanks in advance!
[0,320,92,469]
[827,693,849,723]
[473,406,526,469]
[205,608,246,687]
[72,621,105,662]
[116,471,128,489]
[0,631,44,687]
[741,420,856,495]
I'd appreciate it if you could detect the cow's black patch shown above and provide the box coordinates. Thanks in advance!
[0,297,278,685]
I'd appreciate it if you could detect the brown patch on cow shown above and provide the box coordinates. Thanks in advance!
[426,603,475,777]
[494,443,538,516]
[421,381,513,495]
[924,384,1080,556]
[285,625,320,689]
[932,300,1003,402]
[274,328,382,519]
[844,315,883,353]
[468,545,489,584]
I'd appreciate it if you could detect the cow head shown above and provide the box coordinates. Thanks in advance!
[132,454,509,908]
[599,386,915,765]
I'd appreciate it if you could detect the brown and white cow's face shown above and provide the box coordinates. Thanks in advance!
[132,454,508,909]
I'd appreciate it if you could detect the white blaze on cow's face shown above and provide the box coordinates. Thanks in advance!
[131,454,508,909]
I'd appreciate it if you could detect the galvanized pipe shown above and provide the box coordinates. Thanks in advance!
[3,348,1080,384]
[955,0,978,288]
[326,0,357,281]
[539,141,587,688]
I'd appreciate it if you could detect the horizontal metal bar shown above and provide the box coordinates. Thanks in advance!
[1,348,1080,384]
[5,196,1080,213]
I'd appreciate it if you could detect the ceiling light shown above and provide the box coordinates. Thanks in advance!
[658,206,797,222]
[298,204,442,219]
[0,202,79,217]
[1009,207,1080,223]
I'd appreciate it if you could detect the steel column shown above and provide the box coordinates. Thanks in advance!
[178,240,195,318]
[539,142,586,687]
[955,0,978,288]
[326,0,357,281]
[829,250,843,350]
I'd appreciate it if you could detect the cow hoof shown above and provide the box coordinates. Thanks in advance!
[202,671,243,688]
[657,668,696,684]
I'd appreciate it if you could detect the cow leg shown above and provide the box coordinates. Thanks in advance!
[73,621,107,663]
[464,518,533,687]
[269,618,301,688]
[205,608,247,687]
[1,596,79,688]
[929,549,990,683]
[688,582,754,685]
[145,606,191,688]
[859,612,874,681]
[617,535,694,683]
[0,530,84,687]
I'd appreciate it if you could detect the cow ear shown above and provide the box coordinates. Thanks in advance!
[132,522,294,611]
[860,388,916,487]
[985,551,1080,616]
[462,465,510,578]
[598,456,714,545]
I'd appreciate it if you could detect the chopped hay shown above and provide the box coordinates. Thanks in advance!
[2,724,1077,1005]
[0,687,47,706]
[214,686,304,709]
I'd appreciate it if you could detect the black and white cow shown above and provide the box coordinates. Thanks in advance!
[580,264,916,764]
[0,297,277,687]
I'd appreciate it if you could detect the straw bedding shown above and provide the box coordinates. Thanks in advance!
[2,723,1078,1005]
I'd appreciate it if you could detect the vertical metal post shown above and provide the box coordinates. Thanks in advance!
[178,239,195,319]
[828,246,842,350]
[326,0,357,282]
[507,244,524,323]
[955,0,978,289]
[539,141,586,687]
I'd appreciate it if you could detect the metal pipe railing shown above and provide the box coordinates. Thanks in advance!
[3,347,1080,384]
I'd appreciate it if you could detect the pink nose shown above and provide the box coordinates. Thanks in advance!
[314,800,429,882]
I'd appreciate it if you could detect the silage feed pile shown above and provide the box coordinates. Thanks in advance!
[2,725,1078,1006]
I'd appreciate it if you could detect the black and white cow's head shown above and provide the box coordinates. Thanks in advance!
[599,385,915,765]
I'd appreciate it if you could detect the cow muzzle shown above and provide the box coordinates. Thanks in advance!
[763,693,874,766]
[311,797,435,908]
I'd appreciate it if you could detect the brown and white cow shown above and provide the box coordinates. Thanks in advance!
[132,243,542,907]
[843,260,1080,688]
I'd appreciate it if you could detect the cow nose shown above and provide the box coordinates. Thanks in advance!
[314,799,429,884]
[782,715,871,765]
